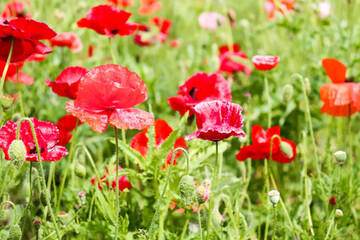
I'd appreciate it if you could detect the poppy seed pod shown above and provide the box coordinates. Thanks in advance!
[268,190,280,206]
[8,140,26,169]
[335,209,343,217]
[196,179,211,204]
[280,141,294,159]
[8,224,22,240]
[1,95,15,110]
[178,175,196,205]
[334,151,346,165]
[282,84,294,103]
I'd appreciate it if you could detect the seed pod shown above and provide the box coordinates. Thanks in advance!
[282,84,294,104]
[75,163,86,178]
[280,141,293,158]
[9,140,26,169]
[268,190,280,206]
[179,175,196,205]
[334,151,346,166]
[8,224,22,240]
[335,209,343,217]
[1,95,15,110]
[196,179,211,204]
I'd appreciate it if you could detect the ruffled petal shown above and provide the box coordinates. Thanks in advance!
[108,108,154,130]
[185,125,245,141]
[46,145,69,161]
[0,121,17,160]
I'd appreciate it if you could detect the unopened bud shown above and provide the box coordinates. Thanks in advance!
[268,190,280,206]
[304,77,311,95]
[40,191,48,207]
[58,211,68,226]
[211,208,222,227]
[280,141,294,158]
[9,140,26,169]
[8,224,22,240]
[179,175,196,205]
[0,209,9,223]
[78,191,86,204]
[75,163,86,178]
[1,95,15,110]
[335,209,343,217]
[196,179,211,204]
[74,204,81,210]
[32,219,41,231]
[334,151,346,166]
[282,84,294,103]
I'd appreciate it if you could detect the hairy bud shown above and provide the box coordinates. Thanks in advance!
[280,141,293,158]
[196,179,211,204]
[9,140,26,169]
[75,163,86,178]
[179,175,196,205]
[8,224,22,240]
[282,84,294,103]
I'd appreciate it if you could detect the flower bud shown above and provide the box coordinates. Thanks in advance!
[268,190,280,206]
[9,140,26,169]
[329,196,336,206]
[334,151,346,165]
[1,95,15,110]
[179,175,196,205]
[304,77,311,95]
[32,219,41,231]
[75,163,86,178]
[8,224,22,240]
[40,191,48,207]
[335,209,343,217]
[196,179,211,204]
[280,141,294,158]
[78,191,86,204]
[58,211,68,226]
[211,208,222,227]
[282,84,294,103]
[0,209,9,224]
[74,204,81,210]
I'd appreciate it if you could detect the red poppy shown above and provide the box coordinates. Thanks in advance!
[170,39,179,48]
[329,196,336,206]
[45,66,89,100]
[320,58,360,116]
[185,100,245,141]
[169,200,203,214]
[236,125,296,164]
[56,114,83,146]
[91,166,132,193]
[134,17,171,46]
[48,32,82,53]
[130,119,186,168]
[252,55,280,71]
[77,4,138,38]
[2,1,31,19]
[0,117,68,161]
[107,0,134,8]
[218,44,252,76]
[66,64,154,134]
[138,0,162,15]
[264,0,295,20]
[0,60,33,85]
[168,72,232,116]
[0,18,56,62]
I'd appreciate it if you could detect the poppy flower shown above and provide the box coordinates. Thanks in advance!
[0,60,33,85]
[2,1,31,19]
[138,0,162,15]
[169,200,203,214]
[218,44,252,76]
[45,66,89,100]
[198,12,226,30]
[264,0,295,20]
[48,32,82,53]
[77,4,138,38]
[66,64,154,134]
[185,100,245,142]
[130,119,186,168]
[168,72,232,116]
[56,114,83,146]
[320,58,360,116]
[0,117,68,161]
[236,125,296,164]
[252,55,280,71]
[91,166,132,193]
[0,18,56,62]
[107,0,134,8]
[134,17,171,46]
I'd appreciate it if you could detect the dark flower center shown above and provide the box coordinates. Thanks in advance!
[189,88,197,101]
[29,147,45,154]
[345,76,354,82]
[110,30,119,34]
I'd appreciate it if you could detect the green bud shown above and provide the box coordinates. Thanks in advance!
[179,175,196,205]
[211,208,222,227]
[282,84,294,104]
[1,95,14,110]
[304,77,311,95]
[75,163,86,178]
[334,151,346,165]
[8,224,22,240]
[268,190,280,206]
[40,191,48,207]
[280,141,294,158]
[0,209,10,224]
[9,140,26,169]
[58,211,68,226]
[196,179,211,204]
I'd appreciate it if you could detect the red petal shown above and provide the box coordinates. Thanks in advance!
[0,121,17,160]
[130,129,149,157]
[322,58,347,83]
[108,108,154,130]
[48,32,83,53]
[8,18,57,40]
[46,145,69,161]
[56,114,82,132]
[7,70,34,85]
[155,119,173,146]
[252,55,280,71]
[138,0,162,15]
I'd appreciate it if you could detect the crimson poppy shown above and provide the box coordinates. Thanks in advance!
[56,114,83,146]
[0,117,68,161]
[138,0,162,15]
[91,166,132,193]
[48,32,82,53]
[134,17,171,46]
[1,1,31,19]
[264,0,295,20]
[77,4,138,38]
[218,44,252,75]
[130,119,186,168]
[46,66,89,100]
[320,58,360,116]
[252,55,280,71]
[0,60,33,85]
[185,100,245,141]
[107,0,134,8]
[168,72,232,116]
[66,64,154,134]
[236,125,296,163]
[0,18,56,62]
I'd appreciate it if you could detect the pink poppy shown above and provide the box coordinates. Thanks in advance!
[198,12,226,30]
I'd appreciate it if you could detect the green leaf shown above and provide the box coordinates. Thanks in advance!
[109,138,146,170]
[94,189,116,224]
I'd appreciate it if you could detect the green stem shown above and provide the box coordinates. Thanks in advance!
[56,118,79,215]
[264,72,271,128]
[206,141,219,240]
[16,118,61,239]
[121,129,129,168]
[148,147,187,236]
[0,38,14,99]
[109,38,117,64]
[180,212,191,240]
[15,66,25,117]
[197,203,203,240]
[347,106,353,204]
[16,176,40,225]
[324,216,335,240]
[271,206,277,240]
[73,144,102,182]
[114,127,120,240]
[218,194,240,237]
[0,201,17,222]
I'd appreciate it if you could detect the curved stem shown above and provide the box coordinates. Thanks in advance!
[15,118,61,239]
[114,127,120,240]
[0,37,14,99]
[206,141,219,240]
[0,201,17,222]
[56,118,79,215]
[217,194,240,237]
[148,147,187,236]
